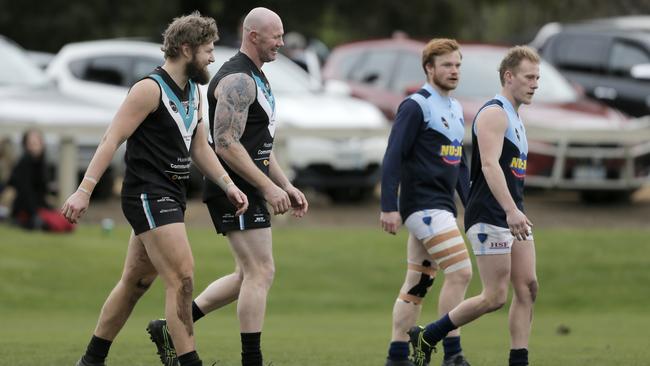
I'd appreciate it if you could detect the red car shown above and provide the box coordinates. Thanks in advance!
[323,38,650,201]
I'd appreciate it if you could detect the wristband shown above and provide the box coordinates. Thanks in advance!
[217,174,235,192]
[83,176,98,185]
[77,187,91,196]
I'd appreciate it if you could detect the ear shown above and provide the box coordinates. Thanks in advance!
[425,62,434,77]
[180,43,193,59]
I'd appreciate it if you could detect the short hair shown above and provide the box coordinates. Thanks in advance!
[161,11,219,59]
[498,45,540,86]
[421,38,461,73]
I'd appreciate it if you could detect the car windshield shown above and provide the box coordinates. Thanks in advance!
[210,48,312,94]
[0,38,49,87]
[455,47,577,103]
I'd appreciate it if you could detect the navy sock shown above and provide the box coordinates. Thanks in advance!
[192,301,205,323]
[241,332,262,366]
[178,350,202,366]
[442,336,462,360]
[423,314,457,346]
[387,341,409,361]
[509,348,528,366]
[82,335,112,363]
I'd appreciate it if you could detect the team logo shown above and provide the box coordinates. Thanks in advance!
[441,116,449,129]
[169,100,178,113]
[510,153,527,179]
[263,159,270,166]
[440,139,463,165]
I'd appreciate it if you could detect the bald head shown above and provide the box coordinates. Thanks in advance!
[243,7,281,34]
[240,7,284,67]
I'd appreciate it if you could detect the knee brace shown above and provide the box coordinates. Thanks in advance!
[424,229,471,274]
[398,260,437,305]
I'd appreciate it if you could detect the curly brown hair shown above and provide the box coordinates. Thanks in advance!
[161,11,219,59]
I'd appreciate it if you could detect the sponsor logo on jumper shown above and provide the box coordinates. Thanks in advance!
[169,100,178,113]
[440,139,462,165]
[510,153,527,178]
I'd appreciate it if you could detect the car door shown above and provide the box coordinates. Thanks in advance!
[602,39,650,117]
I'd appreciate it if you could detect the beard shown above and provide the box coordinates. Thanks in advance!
[433,73,457,92]
[186,58,210,85]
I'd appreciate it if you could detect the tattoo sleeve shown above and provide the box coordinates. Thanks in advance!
[214,73,256,149]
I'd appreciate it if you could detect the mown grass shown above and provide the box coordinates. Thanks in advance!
[1,225,648,365]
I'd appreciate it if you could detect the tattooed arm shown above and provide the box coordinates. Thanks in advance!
[214,72,290,214]
[61,78,159,223]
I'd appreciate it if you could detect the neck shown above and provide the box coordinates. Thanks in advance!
[240,43,263,70]
[501,89,520,112]
[161,60,189,89]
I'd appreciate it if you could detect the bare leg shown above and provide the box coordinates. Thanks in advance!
[139,223,196,355]
[194,269,243,314]
[509,239,537,349]
[227,228,274,333]
[93,231,158,340]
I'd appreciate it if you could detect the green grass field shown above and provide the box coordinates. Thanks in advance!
[1,224,649,365]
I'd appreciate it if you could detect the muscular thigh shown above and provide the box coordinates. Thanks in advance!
[511,239,536,283]
[121,231,157,285]
[137,223,193,279]
[227,227,273,266]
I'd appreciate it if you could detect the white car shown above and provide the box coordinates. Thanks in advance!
[47,40,389,201]
[0,36,116,198]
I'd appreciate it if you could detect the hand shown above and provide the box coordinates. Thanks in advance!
[60,190,90,224]
[380,211,402,235]
[226,185,248,216]
[506,208,533,241]
[284,184,308,218]
[261,183,291,215]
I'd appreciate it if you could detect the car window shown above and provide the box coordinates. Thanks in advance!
[609,41,650,75]
[393,53,425,93]
[0,38,48,87]
[333,49,365,80]
[70,56,131,86]
[551,34,607,71]
[348,50,398,89]
[455,48,576,103]
[132,57,163,84]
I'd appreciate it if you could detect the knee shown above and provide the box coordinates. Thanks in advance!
[243,261,275,286]
[513,278,538,303]
[447,266,472,286]
[483,289,508,312]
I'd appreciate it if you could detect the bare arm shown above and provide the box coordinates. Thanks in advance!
[191,96,248,216]
[214,73,290,214]
[61,79,159,223]
[269,151,308,217]
[476,107,532,239]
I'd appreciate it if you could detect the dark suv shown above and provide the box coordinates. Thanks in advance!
[535,20,650,117]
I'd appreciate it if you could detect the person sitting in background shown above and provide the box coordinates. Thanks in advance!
[7,128,74,232]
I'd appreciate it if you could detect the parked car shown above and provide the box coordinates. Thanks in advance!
[323,38,650,201]
[532,18,650,117]
[0,36,116,198]
[46,40,388,201]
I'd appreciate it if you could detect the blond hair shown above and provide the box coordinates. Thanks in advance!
[161,11,219,59]
[421,38,461,73]
[498,45,540,85]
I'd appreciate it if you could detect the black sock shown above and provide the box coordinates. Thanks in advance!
[178,350,202,366]
[509,348,529,366]
[387,341,409,361]
[241,332,262,366]
[82,335,112,363]
[423,313,457,346]
[442,336,462,360]
[192,301,205,323]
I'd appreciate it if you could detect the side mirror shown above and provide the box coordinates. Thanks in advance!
[630,63,650,80]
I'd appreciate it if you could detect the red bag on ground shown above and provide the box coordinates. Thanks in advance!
[37,208,75,232]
